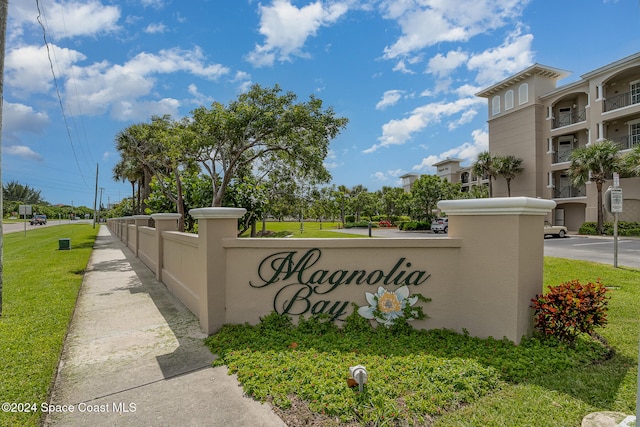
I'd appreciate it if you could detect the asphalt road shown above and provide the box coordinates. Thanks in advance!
[543,234,640,269]
[4,221,638,269]
[2,219,92,234]
[334,227,640,269]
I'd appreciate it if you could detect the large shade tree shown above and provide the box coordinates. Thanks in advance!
[567,140,622,234]
[410,175,461,220]
[114,116,197,230]
[190,84,348,207]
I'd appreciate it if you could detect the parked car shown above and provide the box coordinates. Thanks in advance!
[30,214,47,225]
[431,217,448,234]
[544,220,567,238]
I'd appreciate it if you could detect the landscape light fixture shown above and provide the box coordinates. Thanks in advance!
[349,365,368,393]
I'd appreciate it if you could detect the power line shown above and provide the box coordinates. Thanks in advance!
[35,0,88,186]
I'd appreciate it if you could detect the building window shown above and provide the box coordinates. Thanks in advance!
[518,84,528,105]
[631,80,640,105]
[630,120,640,147]
[505,90,514,110]
[492,96,500,115]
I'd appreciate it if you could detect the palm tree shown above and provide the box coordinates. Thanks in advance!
[113,158,143,215]
[567,140,622,234]
[495,155,524,197]
[3,180,45,204]
[471,151,497,197]
[624,143,640,176]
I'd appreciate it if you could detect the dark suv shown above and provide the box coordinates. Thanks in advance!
[30,215,47,225]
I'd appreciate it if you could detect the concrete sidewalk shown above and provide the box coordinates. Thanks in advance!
[45,225,285,427]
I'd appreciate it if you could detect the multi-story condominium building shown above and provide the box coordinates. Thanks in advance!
[474,52,640,231]
[401,161,490,195]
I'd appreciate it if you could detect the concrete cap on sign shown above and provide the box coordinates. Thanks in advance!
[438,197,556,216]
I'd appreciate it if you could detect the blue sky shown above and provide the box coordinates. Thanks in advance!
[3,0,640,208]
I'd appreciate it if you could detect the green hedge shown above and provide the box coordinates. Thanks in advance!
[578,221,640,236]
[398,221,431,231]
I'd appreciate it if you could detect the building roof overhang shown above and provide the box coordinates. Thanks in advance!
[475,64,571,98]
[433,158,463,167]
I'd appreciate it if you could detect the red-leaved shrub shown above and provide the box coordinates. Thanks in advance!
[531,279,609,342]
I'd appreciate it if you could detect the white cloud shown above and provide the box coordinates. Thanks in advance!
[411,129,488,173]
[383,7,467,60]
[111,98,181,121]
[455,84,482,98]
[14,0,122,40]
[392,60,415,74]
[247,0,349,67]
[427,49,469,78]
[6,145,44,162]
[376,90,404,110]
[5,44,86,95]
[145,23,167,34]
[324,161,340,170]
[381,0,529,60]
[2,102,50,135]
[58,47,229,119]
[141,0,167,8]
[372,168,406,182]
[364,97,484,153]
[448,109,477,130]
[187,83,215,106]
[467,30,534,86]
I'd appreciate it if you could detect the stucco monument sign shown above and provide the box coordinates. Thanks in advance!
[108,197,556,344]
[250,248,431,322]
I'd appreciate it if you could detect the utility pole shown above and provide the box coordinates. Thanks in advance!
[92,163,99,228]
[98,187,104,225]
[0,0,10,317]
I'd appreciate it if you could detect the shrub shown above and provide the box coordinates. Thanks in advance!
[578,221,640,236]
[531,279,609,343]
[399,221,431,231]
[345,215,355,223]
[578,222,598,235]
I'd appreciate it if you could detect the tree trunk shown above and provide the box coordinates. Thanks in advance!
[175,170,185,233]
[506,179,511,197]
[142,168,152,213]
[596,182,604,234]
[130,182,136,214]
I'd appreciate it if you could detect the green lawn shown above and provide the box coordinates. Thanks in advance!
[207,256,640,427]
[0,224,98,427]
[1,224,638,426]
[434,257,640,427]
[244,220,367,238]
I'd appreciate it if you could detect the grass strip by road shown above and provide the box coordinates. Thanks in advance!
[0,224,98,427]
[207,257,640,426]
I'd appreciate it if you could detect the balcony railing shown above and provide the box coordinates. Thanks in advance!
[609,134,640,150]
[603,91,640,112]
[553,150,572,164]
[554,185,586,199]
[552,108,587,129]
